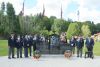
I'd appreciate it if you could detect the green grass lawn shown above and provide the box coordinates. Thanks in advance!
[93,42,100,56]
[0,40,8,56]
[0,40,100,56]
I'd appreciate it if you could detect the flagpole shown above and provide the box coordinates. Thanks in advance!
[61,4,63,19]
[77,10,80,21]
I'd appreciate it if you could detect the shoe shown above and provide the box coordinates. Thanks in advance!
[8,57,11,59]
[20,56,22,58]
[12,57,16,59]
[25,56,28,58]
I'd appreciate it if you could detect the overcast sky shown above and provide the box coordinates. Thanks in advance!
[0,0,100,24]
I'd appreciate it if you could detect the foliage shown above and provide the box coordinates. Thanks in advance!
[81,24,91,38]
[0,2,100,38]
[66,23,81,39]
[40,30,49,37]
[95,23,100,33]
[51,19,69,34]
[6,3,21,34]
[0,2,5,35]
[83,21,96,34]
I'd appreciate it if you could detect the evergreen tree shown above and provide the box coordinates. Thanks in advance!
[0,2,5,35]
[6,2,20,34]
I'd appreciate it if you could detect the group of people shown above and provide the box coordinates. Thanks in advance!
[60,34,94,58]
[71,36,94,58]
[8,33,45,59]
[8,33,95,59]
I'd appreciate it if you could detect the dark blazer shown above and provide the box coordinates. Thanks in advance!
[8,37,15,47]
[85,38,94,47]
[28,37,33,47]
[76,39,84,48]
[16,40,20,48]
[20,37,24,47]
[16,38,23,48]
[23,38,29,48]
[80,38,84,48]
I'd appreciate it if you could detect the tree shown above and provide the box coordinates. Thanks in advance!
[0,2,5,35]
[90,22,96,34]
[15,16,21,34]
[1,2,5,13]
[51,19,69,34]
[95,23,100,33]
[32,13,44,33]
[24,15,33,34]
[66,23,81,39]
[67,18,73,22]
[81,24,91,38]
[32,14,52,34]
[19,15,34,34]
[0,2,99,38]
[49,16,56,25]
[40,16,51,31]
[6,2,21,35]
[6,2,16,34]
[19,15,24,34]
[40,30,49,37]
[83,21,96,34]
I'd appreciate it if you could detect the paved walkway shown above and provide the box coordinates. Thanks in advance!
[0,55,100,67]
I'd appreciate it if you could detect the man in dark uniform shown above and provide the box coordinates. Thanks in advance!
[85,36,94,58]
[33,34,37,55]
[23,35,29,58]
[28,35,33,56]
[76,36,84,57]
[20,35,24,58]
[8,33,15,59]
[16,35,23,58]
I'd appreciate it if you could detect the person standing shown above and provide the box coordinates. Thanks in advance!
[33,34,37,52]
[20,35,24,58]
[23,35,29,58]
[16,35,23,58]
[85,36,94,57]
[28,35,33,56]
[76,36,84,57]
[70,36,76,54]
[8,33,15,59]
[60,33,67,45]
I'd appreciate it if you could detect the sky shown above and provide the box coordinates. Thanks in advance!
[0,0,100,24]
